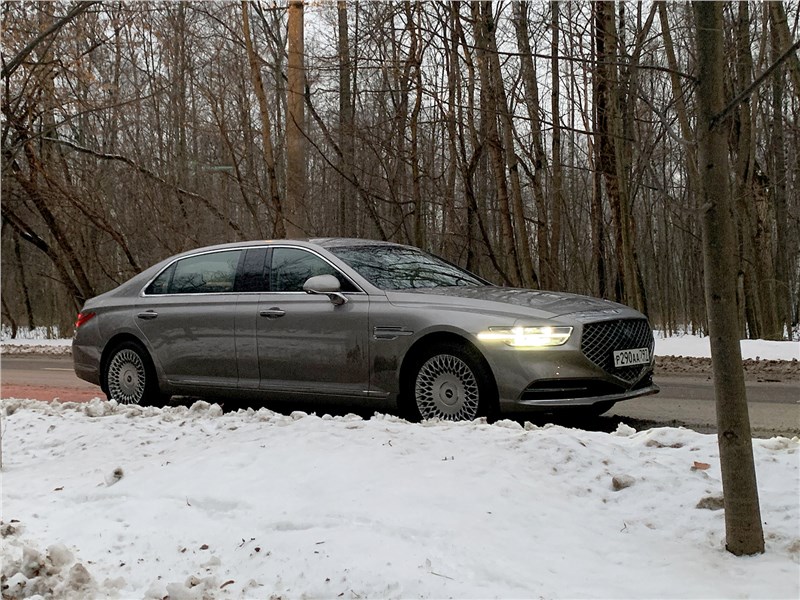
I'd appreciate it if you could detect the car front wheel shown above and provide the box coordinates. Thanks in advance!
[104,341,163,406]
[406,342,494,421]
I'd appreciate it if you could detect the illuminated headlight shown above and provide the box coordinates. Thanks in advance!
[477,326,573,348]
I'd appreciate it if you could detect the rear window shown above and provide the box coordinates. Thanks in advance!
[145,250,242,294]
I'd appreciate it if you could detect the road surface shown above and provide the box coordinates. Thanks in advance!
[1,355,798,437]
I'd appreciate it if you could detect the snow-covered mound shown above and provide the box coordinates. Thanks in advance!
[1,399,798,599]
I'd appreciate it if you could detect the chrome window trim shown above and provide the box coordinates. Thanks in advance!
[140,244,367,298]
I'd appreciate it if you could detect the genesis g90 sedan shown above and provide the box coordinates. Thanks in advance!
[73,239,658,420]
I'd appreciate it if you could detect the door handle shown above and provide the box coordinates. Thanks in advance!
[137,311,158,320]
[259,307,286,319]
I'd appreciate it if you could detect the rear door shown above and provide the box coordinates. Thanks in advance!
[135,249,242,389]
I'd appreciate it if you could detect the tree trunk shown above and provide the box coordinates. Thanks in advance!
[241,1,285,237]
[590,2,608,298]
[769,2,792,340]
[472,0,522,287]
[484,3,535,287]
[549,0,563,291]
[286,0,307,236]
[512,1,551,288]
[693,0,765,557]
[337,0,356,237]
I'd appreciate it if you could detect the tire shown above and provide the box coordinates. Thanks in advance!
[403,342,495,422]
[104,341,164,406]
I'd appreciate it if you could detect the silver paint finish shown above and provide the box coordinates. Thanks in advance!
[73,238,658,414]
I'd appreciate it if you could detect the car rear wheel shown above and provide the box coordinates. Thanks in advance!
[405,342,494,421]
[104,341,163,406]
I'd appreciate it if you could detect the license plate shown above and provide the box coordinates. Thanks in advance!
[613,347,650,368]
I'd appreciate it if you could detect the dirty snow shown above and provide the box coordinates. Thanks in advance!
[1,399,798,599]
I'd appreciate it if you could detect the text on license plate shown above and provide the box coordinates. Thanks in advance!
[613,347,650,368]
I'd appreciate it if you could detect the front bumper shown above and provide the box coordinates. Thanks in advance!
[479,339,657,410]
[516,381,659,408]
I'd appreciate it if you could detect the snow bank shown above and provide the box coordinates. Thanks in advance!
[655,333,799,362]
[1,399,798,599]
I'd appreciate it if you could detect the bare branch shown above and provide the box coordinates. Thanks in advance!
[711,37,800,129]
[1,1,100,79]
[42,136,247,240]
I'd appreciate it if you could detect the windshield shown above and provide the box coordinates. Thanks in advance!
[329,245,486,290]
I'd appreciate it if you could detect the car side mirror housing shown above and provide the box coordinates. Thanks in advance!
[303,274,348,306]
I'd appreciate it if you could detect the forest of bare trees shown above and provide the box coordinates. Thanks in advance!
[2,1,798,339]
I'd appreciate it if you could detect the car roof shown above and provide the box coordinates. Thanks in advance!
[174,238,414,255]
[311,237,417,251]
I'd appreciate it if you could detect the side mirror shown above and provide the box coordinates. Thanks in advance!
[303,274,348,306]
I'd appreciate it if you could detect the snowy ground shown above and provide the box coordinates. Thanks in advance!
[1,399,799,599]
[1,332,798,598]
[653,333,799,362]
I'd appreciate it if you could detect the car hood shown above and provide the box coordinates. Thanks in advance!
[386,286,636,321]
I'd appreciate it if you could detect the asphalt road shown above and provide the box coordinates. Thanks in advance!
[2,355,798,437]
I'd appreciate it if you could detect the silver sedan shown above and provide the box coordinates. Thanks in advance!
[73,238,658,420]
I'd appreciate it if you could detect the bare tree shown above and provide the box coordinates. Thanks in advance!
[693,0,764,557]
[337,0,356,237]
[1,1,798,340]
[285,0,307,236]
[242,1,286,237]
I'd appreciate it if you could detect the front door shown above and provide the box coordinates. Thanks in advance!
[256,246,369,398]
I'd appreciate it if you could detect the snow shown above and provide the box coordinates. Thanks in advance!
[2,399,798,599]
[654,333,800,362]
[0,326,67,344]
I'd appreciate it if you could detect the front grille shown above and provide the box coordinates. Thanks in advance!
[580,318,654,383]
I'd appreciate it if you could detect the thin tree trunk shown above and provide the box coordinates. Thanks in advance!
[549,0,563,291]
[770,2,792,339]
[768,1,800,92]
[337,0,356,237]
[512,1,550,287]
[13,230,35,329]
[407,1,425,248]
[285,0,307,236]
[591,2,608,298]
[472,0,522,287]
[484,3,535,287]
[241,1,285,237]
[693,0,765,557]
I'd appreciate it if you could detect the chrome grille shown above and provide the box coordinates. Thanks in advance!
[580,319,653,383]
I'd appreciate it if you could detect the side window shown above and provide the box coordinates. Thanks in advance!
[145,263,175,295]
[236,248,268,292]
[270,248,357,292]
[169,250,242,294]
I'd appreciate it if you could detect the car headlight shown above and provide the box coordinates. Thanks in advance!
[477,326,572,348]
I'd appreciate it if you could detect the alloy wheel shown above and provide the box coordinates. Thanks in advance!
[107,348,146,404]
[415,353,480,421]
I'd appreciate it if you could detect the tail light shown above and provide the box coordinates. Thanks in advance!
[75,311,96,329]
